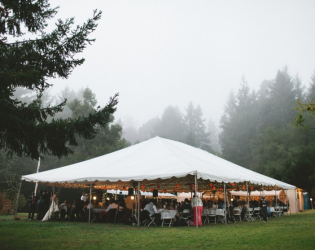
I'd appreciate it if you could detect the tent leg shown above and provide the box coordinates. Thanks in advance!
[13,179,22,219]
[224,183,227,225]
[247,182,249,208]
[138,182,140,226]
[195,172,198,229]
[275,185,277,209]
[89,183,92,223]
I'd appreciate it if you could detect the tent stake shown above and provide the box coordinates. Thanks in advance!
[13,179,22,219]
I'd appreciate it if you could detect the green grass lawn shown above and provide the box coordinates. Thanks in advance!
[1,210,315,250]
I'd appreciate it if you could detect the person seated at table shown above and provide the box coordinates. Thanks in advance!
[60,200,70,221]
[249,199,255,208]
[155,201,162,209]
[144,199,161,225]
[253,199,259,207]
[180,198,192,214]
[167,203,175,210]
[106,199,118,212]
[218,199,224,209]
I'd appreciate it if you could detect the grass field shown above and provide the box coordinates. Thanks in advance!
[1,210,315,250]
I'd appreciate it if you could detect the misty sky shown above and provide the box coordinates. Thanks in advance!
[48,0,315,128]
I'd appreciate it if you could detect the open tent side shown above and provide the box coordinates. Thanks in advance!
[19,137,297,224]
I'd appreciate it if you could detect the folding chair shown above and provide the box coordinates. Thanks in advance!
[234,207,242,221]
[202,209,209,223]
[146,213,157,227]
[274,206,283,217]
[180,209,191,225]
[160,211,174,227]
[216,209,225,224]
[140,210,150,225]
[244,208,255,221]
[207,209,217,224]
[253,207,261,219]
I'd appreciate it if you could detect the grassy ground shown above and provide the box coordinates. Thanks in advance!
[0,210,315,250]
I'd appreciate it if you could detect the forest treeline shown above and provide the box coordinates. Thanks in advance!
[1,67,315,202]
[121,66,315,195]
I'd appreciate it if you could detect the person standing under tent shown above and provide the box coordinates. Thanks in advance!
[81,192,88,205]
[28,192,37,220]
[191,194,203,226]
[42,192,59,221]
[262,196,269,223]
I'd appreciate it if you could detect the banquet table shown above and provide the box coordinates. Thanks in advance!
[157,209,178,218]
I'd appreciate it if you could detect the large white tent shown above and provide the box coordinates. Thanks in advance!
[22,137,295,191]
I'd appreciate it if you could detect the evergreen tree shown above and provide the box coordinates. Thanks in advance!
[206,118,221,154]
[261,67,296,128]
[220,79,258,168]
[184,102,210,150]
[0,0,118,159]
[152,106,186,142]
[65,88,129,163]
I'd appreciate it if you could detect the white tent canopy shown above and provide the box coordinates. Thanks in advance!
[22,137,295,190]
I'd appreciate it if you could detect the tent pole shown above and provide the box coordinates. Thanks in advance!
[138,182,140,227]
[89,183,92,223]
[224,183,227,225]
[195,171,198,229]
[13,179,22,219]
[246,182,249,208]
[275,185,277,208]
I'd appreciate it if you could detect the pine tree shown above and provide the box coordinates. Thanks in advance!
[0,0,118,159]
[184,102,210,150]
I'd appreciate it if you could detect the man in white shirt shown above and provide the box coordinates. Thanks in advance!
[144,200,157,216]
[144,200,161,225]
[81,192,87,204]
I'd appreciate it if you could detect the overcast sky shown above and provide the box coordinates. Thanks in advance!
[49,0,315,128]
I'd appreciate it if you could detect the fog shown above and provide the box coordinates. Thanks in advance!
[49,0,315,128]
